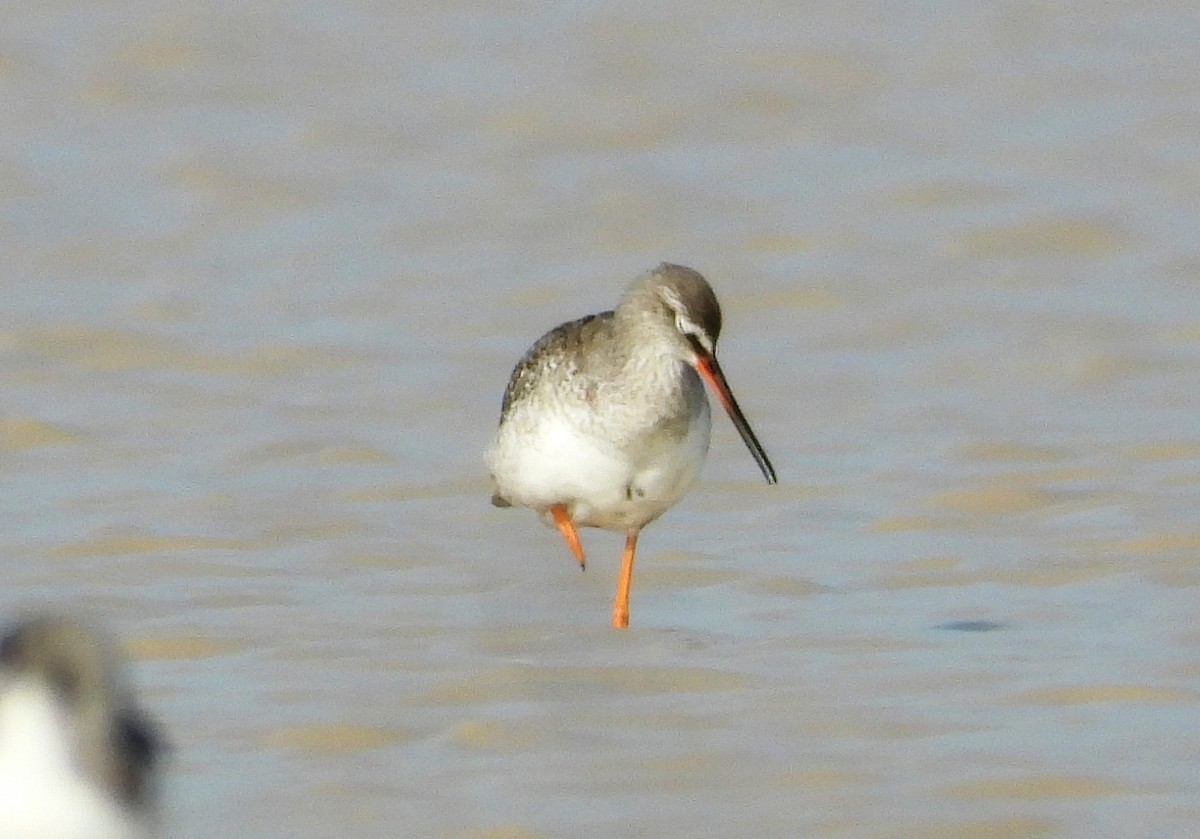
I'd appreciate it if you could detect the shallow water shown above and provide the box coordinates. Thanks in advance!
[2,2,1200,837]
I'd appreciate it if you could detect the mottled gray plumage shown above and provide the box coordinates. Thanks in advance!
[498,311,613,422]
[495,264,725,428]
[485,262,775,627]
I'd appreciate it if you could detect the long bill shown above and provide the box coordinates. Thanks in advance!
[693,352,778,484]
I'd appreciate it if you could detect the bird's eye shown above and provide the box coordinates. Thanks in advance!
[675,314,712,354]
[683,333,708,358]
[675,312,701,339]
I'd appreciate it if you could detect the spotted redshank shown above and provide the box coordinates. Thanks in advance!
[0,615,163,839]
[486,263,777,628]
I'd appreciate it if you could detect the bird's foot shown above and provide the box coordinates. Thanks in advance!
[550,504,586,571]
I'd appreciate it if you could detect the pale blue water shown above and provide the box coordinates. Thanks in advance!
[2,2,1199,837]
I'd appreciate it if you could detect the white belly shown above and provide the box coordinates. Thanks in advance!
[0,680,146,839]
[488,397,712,533]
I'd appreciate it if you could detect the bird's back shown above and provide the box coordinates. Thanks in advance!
[487,302,709,529]
[496,310,617,421]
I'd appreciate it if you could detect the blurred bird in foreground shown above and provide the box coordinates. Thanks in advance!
[0,615,163,839]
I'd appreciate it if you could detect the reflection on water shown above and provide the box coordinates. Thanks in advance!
[3,1,1200,837]
[934,620,1005,633]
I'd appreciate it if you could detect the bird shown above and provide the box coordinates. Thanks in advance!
[0,614,163,839]
[486,262,777,628]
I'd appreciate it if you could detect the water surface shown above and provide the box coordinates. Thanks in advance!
[2,2,1199,837]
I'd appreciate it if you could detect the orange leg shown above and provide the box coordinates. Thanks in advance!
[612,531,639,629]
[550,504,586,571]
